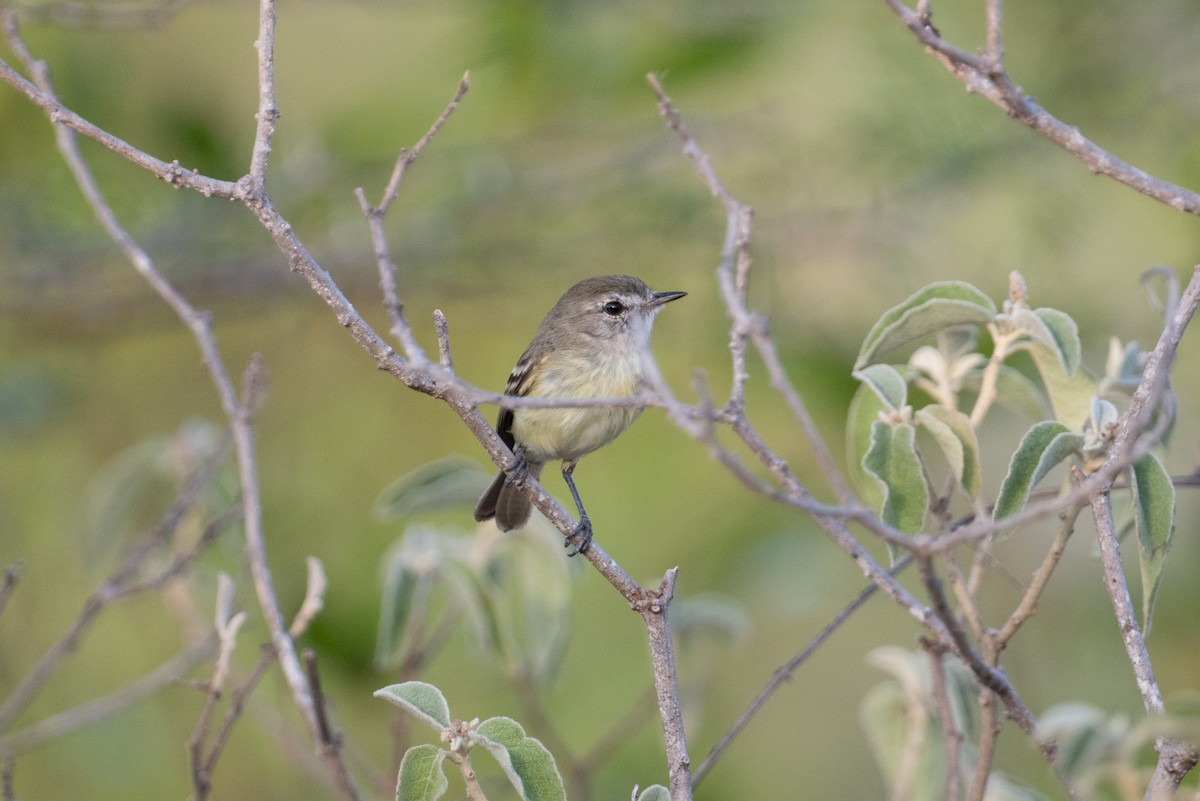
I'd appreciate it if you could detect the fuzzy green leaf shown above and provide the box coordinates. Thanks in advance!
[395,744,449,801]
[375,528,445,670]
[374,682,452,731]
[1026,342,1096,431]
[374,456,491,520]
[1131,452,1175,634]
[472,717,565,801]
[862,421,928,536]
[993,421,1083,524]
[1034,308,1082,375]
[852,364,908,411]
[1009,307,1082,376]
[443,556,508,668]
[846,383,886,509]
[990,365,1052,420]
[914,405,981,496]
[856,282,996,370]
[635,786,671,801]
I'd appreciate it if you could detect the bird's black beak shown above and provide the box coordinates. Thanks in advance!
[648,290,687,309]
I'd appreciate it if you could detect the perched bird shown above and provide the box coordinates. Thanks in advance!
[473,274,686,553]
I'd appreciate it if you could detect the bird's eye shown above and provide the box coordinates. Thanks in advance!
[603,300,625,316]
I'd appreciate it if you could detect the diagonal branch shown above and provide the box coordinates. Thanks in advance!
[882,0,1200,215]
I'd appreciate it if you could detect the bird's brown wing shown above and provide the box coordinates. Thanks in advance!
[496,348,544,450]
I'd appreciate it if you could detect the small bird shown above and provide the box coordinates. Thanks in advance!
[473,274,686,553]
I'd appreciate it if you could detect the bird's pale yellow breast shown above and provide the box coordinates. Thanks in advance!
[511,348,644,462]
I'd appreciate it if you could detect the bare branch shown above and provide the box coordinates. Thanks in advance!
[0,15,239,197]
[1089,488,1200,800]
[0,637,215,758]
[1088,490,1160,712]
[916,555,1074,794]
[994,503,1081,646]
[634,569,691,801]
[248,0,278,187]
[192,643,277,800]
[303,649,363,801]
[921,639,962,801]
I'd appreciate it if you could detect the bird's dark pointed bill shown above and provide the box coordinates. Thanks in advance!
[648,290,686,308]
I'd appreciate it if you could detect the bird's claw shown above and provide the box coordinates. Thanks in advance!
[565,516,592,557]
[503,448,529,488]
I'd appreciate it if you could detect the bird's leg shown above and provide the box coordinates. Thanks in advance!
[560,460,593,555]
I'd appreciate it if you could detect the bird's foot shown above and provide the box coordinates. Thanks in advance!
[565,516,592,557]
[503,448,530,488]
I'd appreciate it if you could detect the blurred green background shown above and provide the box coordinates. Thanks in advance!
[3,0,1200,799]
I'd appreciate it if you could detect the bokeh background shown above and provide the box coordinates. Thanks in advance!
[3,1,1200,799]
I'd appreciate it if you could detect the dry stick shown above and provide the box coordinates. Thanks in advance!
[636,569,691,801]
[970,689,1000,801]
[693,555,912,785]
[1094,268,1200,799]
[958,505,1081,801]
[194,643,277,799]
[303,649,361,801]
[921,639,962,801]
[994,504,1081,647]
[915,554,1075,797]
[1090,491,1199,800]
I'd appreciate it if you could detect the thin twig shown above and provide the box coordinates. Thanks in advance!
[915,554,1072,793]
[1088,488,1199,800]
[0,445,232,735]
[0,636,216,759]
[922,639,962,801]
[196,643,277,799]
[1087,493,1153,707]
[357,73,469,362]
[635,569,691,801]
[303,650,362,801]
[694,556,911,785]
[970,687,1000,801]
[994,503,1081,646]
